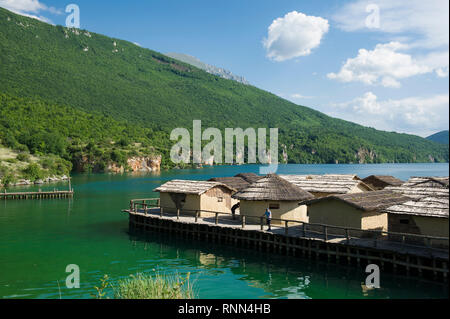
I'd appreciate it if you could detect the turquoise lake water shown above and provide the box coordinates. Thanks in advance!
[0,163,448,299]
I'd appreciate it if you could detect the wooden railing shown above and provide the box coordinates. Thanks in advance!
[126,198,449,254]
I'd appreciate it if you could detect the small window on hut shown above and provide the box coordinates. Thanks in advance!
[269,203,280,210]
[217,197,223,202]
[399,219,409,225]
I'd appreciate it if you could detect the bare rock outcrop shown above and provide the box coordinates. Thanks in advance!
[127,155,162,172]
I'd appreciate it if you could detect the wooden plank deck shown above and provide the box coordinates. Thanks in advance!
[0,190,74,200]
[126,207,448,260]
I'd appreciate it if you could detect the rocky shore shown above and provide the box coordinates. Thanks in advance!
[4,175,70,187]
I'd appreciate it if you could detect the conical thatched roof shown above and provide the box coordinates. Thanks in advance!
[208,173,263,191]
[208,177,250,191]
[362,175,404,189]
[232,174,314,201]
[403,176,449,188]
[234,173,262,184]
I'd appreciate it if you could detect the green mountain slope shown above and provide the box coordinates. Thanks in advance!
[0,7,448,166]
[427,131,449,145]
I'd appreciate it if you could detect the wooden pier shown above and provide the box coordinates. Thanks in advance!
[124,198,449,281]
[0,190,74,200]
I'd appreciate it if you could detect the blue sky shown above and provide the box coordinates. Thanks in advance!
[1,0,449,137]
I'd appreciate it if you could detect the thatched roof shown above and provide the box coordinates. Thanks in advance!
[302,190,410,212]
[384,197,449,218]
[235,173,262,184]
[403,176,449,188]
[154,180,236,195]
[232,174,314,201]
[208,173,262,191]
[384,185,449,199]
[279,174,373,194]
[208,177,250,191]
[362,175,404,188]
[383,179,449,217]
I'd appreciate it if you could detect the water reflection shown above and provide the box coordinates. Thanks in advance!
[127,229,448,299]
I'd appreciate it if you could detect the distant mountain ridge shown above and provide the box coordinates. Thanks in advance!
[427,131,449,145]
[165,52,250,85]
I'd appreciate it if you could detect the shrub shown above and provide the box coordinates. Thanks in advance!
[15,144,29,153]
[117,137,129,147]
[22,163,44,182]
[1,173,16,187]
[40,158,53,169]
[110,150,127,166]
[16,153,31,162]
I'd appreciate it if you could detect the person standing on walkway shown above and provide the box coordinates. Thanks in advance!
[231,202,240,220]
[265,208,272,231]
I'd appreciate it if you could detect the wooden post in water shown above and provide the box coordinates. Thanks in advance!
[241,215,246,229]
[215,212,219,225]
[324,225,328,241]
[260,217,264,230]
[177,209,180,220]
[285,221,289,235]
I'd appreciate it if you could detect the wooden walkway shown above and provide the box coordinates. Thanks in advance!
[124,206,449,281]
[128,208,448,259]
[0,190,73,200]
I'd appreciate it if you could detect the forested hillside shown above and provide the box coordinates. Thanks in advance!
[427,131,449,145]
[0,7,448,172]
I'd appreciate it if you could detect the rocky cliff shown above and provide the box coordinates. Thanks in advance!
[107,155,162,173]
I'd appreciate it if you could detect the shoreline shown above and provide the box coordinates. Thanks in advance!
[1,175,70,188]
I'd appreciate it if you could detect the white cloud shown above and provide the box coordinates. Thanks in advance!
[333,0,448,49]
[0,0,61,23]
[0,0,44,12]
[330,1,449,88]
[291,93,313,99]
[417,51,450,78]
[327,42,446,87]
[329,92,449,136]
[263,11,329,62]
